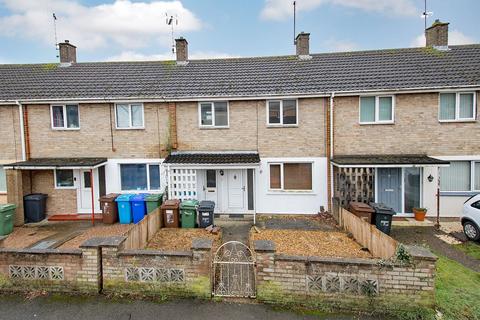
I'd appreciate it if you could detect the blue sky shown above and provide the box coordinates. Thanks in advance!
[0,0,478,64]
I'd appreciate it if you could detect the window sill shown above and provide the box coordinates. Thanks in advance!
[440,191,479,197]
[55,186,76,190]
[359,121,394,125]
[115,127,145,130]
[199,126,230,130]
[267,189,316,195]
[52,127,80,131]
[266,124,299,128]
[438,119,476,123]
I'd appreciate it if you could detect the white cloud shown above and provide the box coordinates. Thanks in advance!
[324,38,359,52]
[410,30,476,47]
[261,0,417,21]
[0,0,202,51]
[106,50,238,62]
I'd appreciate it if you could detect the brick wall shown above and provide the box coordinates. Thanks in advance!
[30,170,77,215]
[254,240,436,315]
[0,105,23,161]
[0,247,100,293]
[26,103,170,159]
[333,92,480,156]
[177,98,326,157]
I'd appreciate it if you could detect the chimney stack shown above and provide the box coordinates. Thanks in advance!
[426,20,449,48]
[175,37,188,65]
[295,32,311,59]
[58,40,77,64]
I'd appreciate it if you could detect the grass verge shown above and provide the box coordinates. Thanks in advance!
[435,253,480,320]
[453,241,480,260]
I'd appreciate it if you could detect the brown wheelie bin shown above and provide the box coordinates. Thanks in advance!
[161,199,181,228]
[99,193,119,224]
[348,201,375,223]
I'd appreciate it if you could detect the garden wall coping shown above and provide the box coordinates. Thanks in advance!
[406,245,438,261]
[80,236,127,248]
[191,238,213,250]
[253,240,276,252]
[0,248,82,255]
[118,249,193,257]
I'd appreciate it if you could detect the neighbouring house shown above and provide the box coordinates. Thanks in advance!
[0,20,479,224]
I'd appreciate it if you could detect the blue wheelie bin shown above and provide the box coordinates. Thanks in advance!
[116,194,135,224]
[131,194,148,224]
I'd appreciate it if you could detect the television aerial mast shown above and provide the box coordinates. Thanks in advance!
[52,12,59,58]
[166,13,179,55]
[421,0,433,38]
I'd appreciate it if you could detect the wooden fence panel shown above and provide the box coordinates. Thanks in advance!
[339,208,398,259]
[123,208,162,250]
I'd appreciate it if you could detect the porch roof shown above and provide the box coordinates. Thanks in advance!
[5,157,108,170]
[164,152,260,166]
[331,154,450,168]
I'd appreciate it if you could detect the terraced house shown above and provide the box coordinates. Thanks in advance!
[0,20,479,223]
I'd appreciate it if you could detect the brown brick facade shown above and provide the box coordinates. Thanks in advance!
[333,92,480,156]
[0,105,23,161]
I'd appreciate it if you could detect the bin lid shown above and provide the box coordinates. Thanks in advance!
[180,199,199,209]
[145,193,162,201]
[161,199,180,209]
[369,202,396,215]
[349,201,374,213]
[100,193,119,201]
[198,200,215,210]
[0,204,16,211]
[131,194,147,202]
[115,194,134,201]
[24,193,48,200]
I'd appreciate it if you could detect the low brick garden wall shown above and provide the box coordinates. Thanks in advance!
[0,246,100,293]
[254,239,437,315]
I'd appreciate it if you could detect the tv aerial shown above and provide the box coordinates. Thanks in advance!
[166,13,179,54]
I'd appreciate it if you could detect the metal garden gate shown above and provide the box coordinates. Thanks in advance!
[212,241,256,298]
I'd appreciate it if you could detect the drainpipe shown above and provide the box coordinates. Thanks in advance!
[328,93,335,212]
[15,101,26,161]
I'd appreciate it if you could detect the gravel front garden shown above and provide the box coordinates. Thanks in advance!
[146,228,222,251]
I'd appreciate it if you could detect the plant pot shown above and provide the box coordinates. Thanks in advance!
[413,208,427,221]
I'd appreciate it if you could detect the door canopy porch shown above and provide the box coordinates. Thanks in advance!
[164,152,260,169]
[331,154,450,168]
[5,157,108,170]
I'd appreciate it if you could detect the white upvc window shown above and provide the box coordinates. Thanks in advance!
[119,163,160,191]
[115,103,144,129]
[268,162,312,191]
[359,96,394,124]
[198,102,229,128]
[440,160,480,192]
[439,92,476,122]
[0,166,6,192]
[267,99,298,126]
[51,104,80,130]
[54,169,75,189]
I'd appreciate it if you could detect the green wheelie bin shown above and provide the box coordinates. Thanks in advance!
[145,193,163,214]
[180,200,199,228]
[0,204,16,236]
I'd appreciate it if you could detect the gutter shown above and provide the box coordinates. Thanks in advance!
[15,100,26,161]
[0,85,479,105]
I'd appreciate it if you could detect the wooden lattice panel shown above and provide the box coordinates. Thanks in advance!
[334,167,374,208]
[168,169,197,201]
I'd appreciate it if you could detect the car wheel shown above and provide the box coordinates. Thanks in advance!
[463,221,480,241]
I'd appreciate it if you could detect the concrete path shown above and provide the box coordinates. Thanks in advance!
[0,295,374,320]
[216,219,252,244]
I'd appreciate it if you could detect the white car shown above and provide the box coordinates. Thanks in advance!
[462,194,480,241]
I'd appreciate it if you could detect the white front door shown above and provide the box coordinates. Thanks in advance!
[227,170,245,211]
[205,170,218,205]
[78,170,93,213]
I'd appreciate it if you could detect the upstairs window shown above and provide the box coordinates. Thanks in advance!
[115,103,144,129]
[359,96,394,124]
[267,100,298,126]
[439,92,476,122]
[199,102,229,127]
[51,105,79,129]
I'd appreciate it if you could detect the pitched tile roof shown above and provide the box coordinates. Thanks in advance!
[1,45,479,101]
[164,153,260,165]
[331,154,450,166]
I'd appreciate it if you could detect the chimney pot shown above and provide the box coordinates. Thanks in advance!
[425,20,449,48]
[58,40,77,64]
[295,32,311,58]
[175,37,188,65]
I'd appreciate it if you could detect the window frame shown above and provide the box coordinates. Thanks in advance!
[54,169,76,189]
[359,95,395,124]
[268,162,313,192]
[0,165,6,193]
[115,103,145,130]
[119,163,161,191]
[197,101,229,128]
[50,104,80,130]
[266,99,299,127]
[440,160,480,193]
[438,92,476,122]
